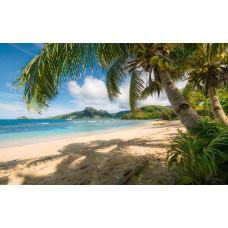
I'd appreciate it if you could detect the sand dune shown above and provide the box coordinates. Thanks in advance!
[0,120,184,185]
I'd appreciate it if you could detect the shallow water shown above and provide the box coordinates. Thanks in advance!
[0,119,150,148]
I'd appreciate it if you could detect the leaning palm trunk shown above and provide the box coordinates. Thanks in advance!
[158,69,202,129]
[208,87,228,126]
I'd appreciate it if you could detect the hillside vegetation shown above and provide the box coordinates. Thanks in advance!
[121,105,177,120]
[47,107,131,119]
[17,116,31,120]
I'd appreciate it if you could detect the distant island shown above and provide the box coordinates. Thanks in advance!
[46,106,176,120]
[46,107,131,120]
[17,116,31,120]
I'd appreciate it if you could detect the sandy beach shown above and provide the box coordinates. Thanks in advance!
[0,120,184,185]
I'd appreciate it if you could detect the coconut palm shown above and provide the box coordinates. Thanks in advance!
[13,43,202,130]
[107,43,202,129]
[177,43,228,126]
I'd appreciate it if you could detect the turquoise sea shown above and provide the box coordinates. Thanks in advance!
[0,119,150,148]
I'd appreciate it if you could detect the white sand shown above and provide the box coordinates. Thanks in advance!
[0,120,184,185]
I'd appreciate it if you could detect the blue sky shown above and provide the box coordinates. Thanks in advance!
[0,43,186,119]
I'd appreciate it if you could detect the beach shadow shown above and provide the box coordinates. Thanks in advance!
[164,133,180,136]
[0,159,29,171]
[0,175,9,185]
[15,137,173,185]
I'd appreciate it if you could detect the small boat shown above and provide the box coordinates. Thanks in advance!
[66,114,73,120]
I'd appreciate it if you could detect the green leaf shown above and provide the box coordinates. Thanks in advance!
[129,71,144,114]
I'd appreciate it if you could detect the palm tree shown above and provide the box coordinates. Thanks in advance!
[178,44,228,126]
[107,43,202,129]
[13,43,201,130]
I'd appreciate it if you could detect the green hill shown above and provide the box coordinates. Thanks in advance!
[17,116,31,120]
[46,106,177,120]
[121,105,176,120]
[47,107,131,120]
[111,110,132,118]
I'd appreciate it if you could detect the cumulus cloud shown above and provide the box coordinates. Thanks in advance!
[68,75,171,113]
[68,76,107,105]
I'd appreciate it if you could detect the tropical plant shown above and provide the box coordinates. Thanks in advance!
[167,129,228,184]
[175,43,228,126]
[161,108,177,120]
[106,43,202,129]
[13,43,203,130]
[189,117,228,143]
[218,86,228,115]
[121,105,169,119]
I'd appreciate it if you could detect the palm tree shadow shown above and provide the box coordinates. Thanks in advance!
[17,137,173,185]
[0,175,9,185]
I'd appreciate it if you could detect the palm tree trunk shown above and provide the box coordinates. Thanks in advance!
[208,87,228,126]
[158,69,202,130]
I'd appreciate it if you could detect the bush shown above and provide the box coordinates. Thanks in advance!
[189,117,227,143]
[161,109,177,120]
[167,129,228,184]
[141,105,166,112]
[148,111,162,119]
[195,107,213,118]
[167,119,228,185]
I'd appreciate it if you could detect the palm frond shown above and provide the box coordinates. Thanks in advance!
[106,55,130,101]
[140,86,150,100]
[208,43,228,62]
[129,71,144,114]
[13,43,128,113]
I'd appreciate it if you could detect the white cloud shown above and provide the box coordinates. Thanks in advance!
[69,76,107,105]
[68,75,171,113]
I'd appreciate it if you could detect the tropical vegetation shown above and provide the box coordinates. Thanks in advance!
[174,43,228,126]
[121,105,175,119]
[181,84,228,118]
[167,118,228,184]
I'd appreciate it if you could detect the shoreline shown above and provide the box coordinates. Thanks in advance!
[0,120,151,149]
[0,120,184,185]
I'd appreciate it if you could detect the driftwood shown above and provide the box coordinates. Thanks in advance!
[113,160,149,185]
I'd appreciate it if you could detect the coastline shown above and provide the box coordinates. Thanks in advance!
[0,119,151,149]
[0,120,184,185]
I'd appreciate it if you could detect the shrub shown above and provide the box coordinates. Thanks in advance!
[195,107,213,118]
[167,130,228,184]
[149,111,162,119]
[189,117,227,143]
[161,109,177,120]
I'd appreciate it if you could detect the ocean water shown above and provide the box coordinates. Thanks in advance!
[0,119,150,148]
